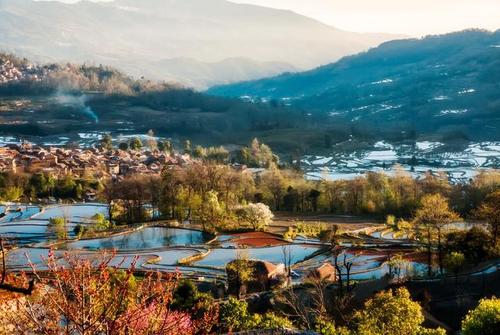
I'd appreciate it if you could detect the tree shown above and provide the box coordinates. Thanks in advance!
[55,175,77,198]
[73,224,86,237]
[413,194,461,276]
[28,173,52,197]
[354,287,444,335]
[146,129,157,151]
[419,171,451,197]
[48,217,68,240]
[1,252,218,334]
[386,214,396,227]
[197,190,226,232]
[238,138,276,168]
[164,140,173,154]
[387,253,411,283]
[321,180,345,213]
[0,236,6,286]
[226,251,253,299]
[118,142,128,151]
[111,175,153,224]
[474,191,500,245]
[0,186,23,202]
[345,177,365,214]
[157,140,165,152]
[331,245,354,322]
[236,203,274,231]
[461,297,500,335]
[261,165,285,211]
[220,297,291,333]
[129,137,143,151]
[100,133,113,151]
[205,146,229,163]
[75,183,83,199]
[91,213,111,231]
[444,251,465,284]
[184,140,192,155]
[444,227,491,265]
[308,189,321,212]
[172,280,200,312]
[315,317,351,335]
[282,245,293,281]
[193,145,204,158]
[248,312,293,332]
[417,328,446,335]
[220,297,250,332]
[171,279,217,330]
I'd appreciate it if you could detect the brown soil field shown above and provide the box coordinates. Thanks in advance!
[230,232,287,247]
[270,213,382,233]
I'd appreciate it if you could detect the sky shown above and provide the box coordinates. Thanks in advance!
[43,0,500,36]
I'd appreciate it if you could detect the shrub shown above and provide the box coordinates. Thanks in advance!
[220,297,292,332]
[461,297,500,335]
[386,214,396,226]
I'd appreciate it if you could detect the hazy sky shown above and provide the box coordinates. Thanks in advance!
[43,0,500,36]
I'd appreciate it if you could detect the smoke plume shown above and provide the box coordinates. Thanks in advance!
[55,92,99,123]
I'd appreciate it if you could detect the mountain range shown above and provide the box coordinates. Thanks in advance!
[0,0,401,89]
[208,30,500,142]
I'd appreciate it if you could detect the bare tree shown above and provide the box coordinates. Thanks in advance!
[330,240,355,324]
[281,245,293,285]
[0,235,35,294]
[276,286,314,330]
[276,275,330,330]
[0,236,6,285]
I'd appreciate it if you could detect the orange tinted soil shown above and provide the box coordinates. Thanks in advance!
[230,232,288,247]
[270,213,382,233]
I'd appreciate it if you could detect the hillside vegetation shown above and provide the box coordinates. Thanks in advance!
[209,30,500,142]
[0,53,302,149]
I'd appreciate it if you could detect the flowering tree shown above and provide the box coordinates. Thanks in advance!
[236,202,274,231]
[1,251,218,335]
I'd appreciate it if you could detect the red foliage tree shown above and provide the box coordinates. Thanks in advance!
[1,250,218,335]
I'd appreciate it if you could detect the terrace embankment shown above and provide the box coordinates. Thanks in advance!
[270,213,382,233]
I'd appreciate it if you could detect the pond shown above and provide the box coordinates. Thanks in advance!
[65,227,209,251]
[33,204,108,223]
[6,203,492,282]
[5,247,205,273]
[142,248,204,267]
[6,248,54,270]
[0,220,79,243]
[301,141,500,183]
[194,244,320,268]
[0,206,41,222]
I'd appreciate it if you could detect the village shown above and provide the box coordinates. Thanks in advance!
[0,7,498,331]
[0,54,49,84]
[0,142,194,179]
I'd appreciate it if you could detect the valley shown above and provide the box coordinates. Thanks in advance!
[0,2,499,332]
[1,202,485,283]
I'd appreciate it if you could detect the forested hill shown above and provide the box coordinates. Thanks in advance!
[0,53,300,149]
[208,30,500,141]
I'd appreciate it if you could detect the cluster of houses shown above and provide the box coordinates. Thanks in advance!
[0,143,193,179]
[227,259,338,296]
[0,55,49,84]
